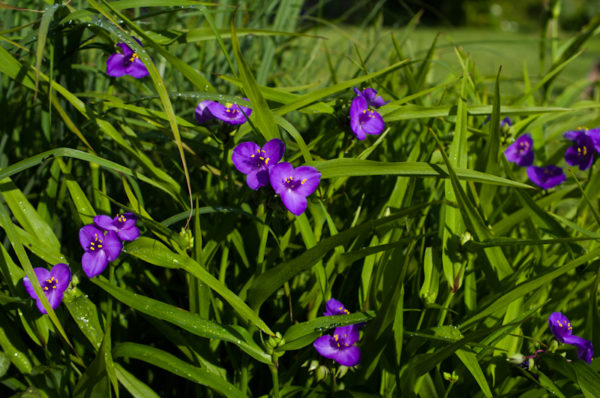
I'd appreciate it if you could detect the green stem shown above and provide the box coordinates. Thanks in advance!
[270,365,280,398]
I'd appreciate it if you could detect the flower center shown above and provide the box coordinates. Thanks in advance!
[89,233,104,251]
[359,109,376,125]
[555,320,573,331]
[224,103,239,117]
[43,276,58,291]
[576,145,588,157]
[284,175,307,190]
[332,333,350,348]
[250,149,270,166]
[126,53,139,66]
[518,141,530,153]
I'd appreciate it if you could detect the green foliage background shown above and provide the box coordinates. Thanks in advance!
[1,0,600,397]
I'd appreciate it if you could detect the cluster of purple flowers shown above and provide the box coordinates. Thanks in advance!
[23,213,140,314]
[231,138,321,216]
[505,123,600,189]
[548,312,593,364]
[349,87,388,140]
[313,298,362,367]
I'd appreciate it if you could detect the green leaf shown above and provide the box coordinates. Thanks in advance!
[248,201,436,309]
[113,343,245,398]
[93,276,271,364]
[230,18,281,141]
[114,363,161,398]
[307,159,532,188]
[281,311,375,350]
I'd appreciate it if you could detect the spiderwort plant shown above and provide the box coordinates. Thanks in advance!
[79,225,123,278]
[548,312,593,364]
[94,213,140,242]
[349,87,387,140]
[313,325,361,367]
[232,139,285,190]
[504,133,534,167]
[23,263,71,314]
[106,38,149,78]
[564,129,596,170]
[269,162,321,216]
[526,165,566,189]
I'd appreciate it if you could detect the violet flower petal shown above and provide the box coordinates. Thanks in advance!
[82,251,108,279]
[548,312,573,342]
[324,298,348,316]
[289,166,321,197]
[232,142,262,175]
[333,345,361,367]
[262,138,285,166]
[195,101,215,124]
[106,54,128,77]
[313,335,339,359]
[94,215,118,231]
[526,165,566,189]
[350,96,368,140]
[52,263,71,293]
[103,231,123,261]
[361,88,389,108]
[127,58,149,78]
[23,268,51,300]
[280,190,308,216]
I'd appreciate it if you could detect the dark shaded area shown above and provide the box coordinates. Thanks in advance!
[303,0,596,30]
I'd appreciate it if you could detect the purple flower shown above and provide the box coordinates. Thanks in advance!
[232,139,285,190]
[564,129,596,170]
[349,94,385,140]
[353,87,389,108]
[549,312,593,364]
[195,100,215,124]
[23,263,71,314]
[504,133,534,167]
[313,325,361,367]
[203,101,252,125]
[106,38,149,79]
[526,165,566,189]
[324,298,350,316]
[79,225,122,278]
[94,213,140,242]
[269,162,321,216]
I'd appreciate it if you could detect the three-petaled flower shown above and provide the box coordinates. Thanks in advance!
[349,87,388,140]
[94,213,140,242]
[79,225,122,278]
[505,133,534,167]
[313,325,362,367]
[232,139,285,190]
[269,162,321,216]
[564,129,598,171]
[23,263,71,314]
[526,165,566,189]
[548,312,593,364]
[195,100,252,125]
[106,38,149,79]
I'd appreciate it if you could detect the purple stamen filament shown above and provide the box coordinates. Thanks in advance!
[89,233,103,251]
[250,149,270,165]
[43,276,58,291]
[284,175,307,189]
